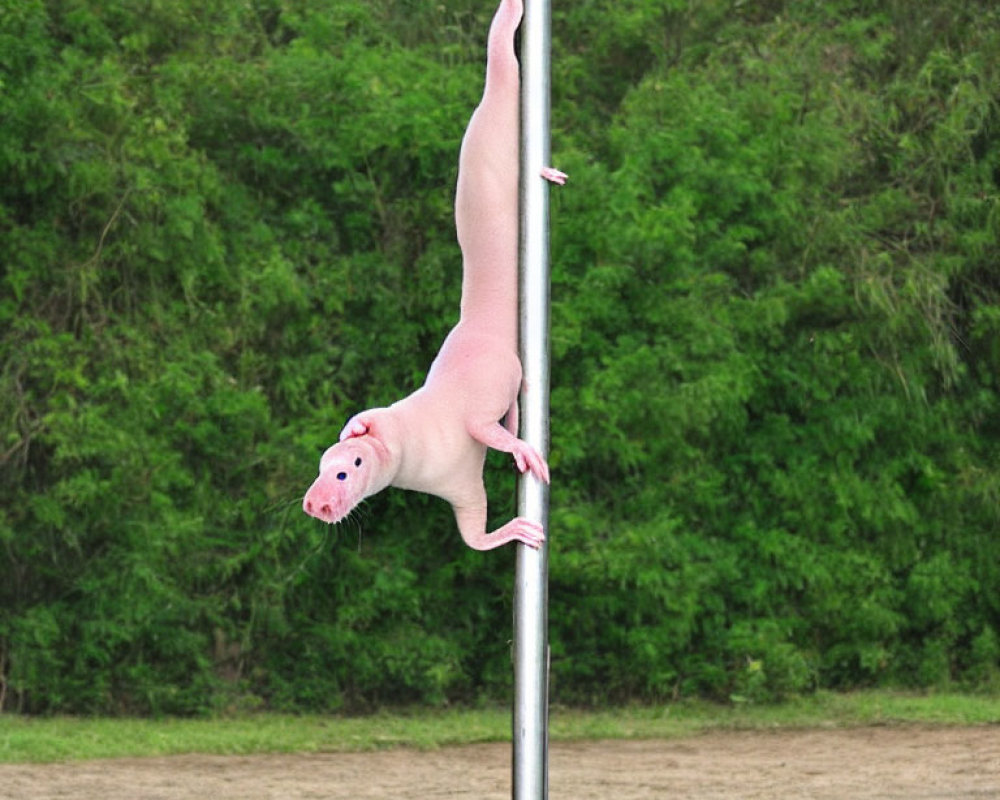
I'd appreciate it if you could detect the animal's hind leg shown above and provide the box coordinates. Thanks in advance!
[454,0,521,265]
[483,0,523,107]
[462,0,521,168]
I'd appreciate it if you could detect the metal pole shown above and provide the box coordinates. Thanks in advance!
[514,0,551,797]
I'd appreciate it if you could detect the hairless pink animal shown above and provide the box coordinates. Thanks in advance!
[302,0,565,550]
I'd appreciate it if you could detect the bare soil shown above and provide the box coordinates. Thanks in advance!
[1,725,997,799]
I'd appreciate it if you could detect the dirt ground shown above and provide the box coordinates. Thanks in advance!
[0,725,997,799]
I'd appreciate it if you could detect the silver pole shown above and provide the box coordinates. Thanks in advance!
[514,0,551,797]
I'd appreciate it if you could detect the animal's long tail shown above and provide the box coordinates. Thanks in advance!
[454,0,522,343]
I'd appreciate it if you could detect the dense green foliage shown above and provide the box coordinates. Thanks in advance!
[2,0,998,714]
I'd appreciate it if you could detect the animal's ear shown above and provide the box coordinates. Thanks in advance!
[339,413,372,442]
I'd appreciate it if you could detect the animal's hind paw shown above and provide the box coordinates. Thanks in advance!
[540,166,568,185]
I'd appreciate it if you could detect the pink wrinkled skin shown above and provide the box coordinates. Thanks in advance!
[303,0,564,551]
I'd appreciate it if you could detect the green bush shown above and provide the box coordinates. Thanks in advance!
[1,0,998,713]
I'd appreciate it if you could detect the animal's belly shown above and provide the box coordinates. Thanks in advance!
[391,419,486,497]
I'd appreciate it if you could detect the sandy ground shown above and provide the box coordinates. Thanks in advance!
[0,726,997,799]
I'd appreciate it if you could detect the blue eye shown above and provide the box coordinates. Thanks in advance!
[337,472,347,481]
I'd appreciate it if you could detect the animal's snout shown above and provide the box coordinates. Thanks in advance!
[302,486,342,524]
[303,497,335,521]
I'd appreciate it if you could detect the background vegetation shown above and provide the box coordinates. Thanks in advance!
[3,691,997,762]
[2,0,998,715]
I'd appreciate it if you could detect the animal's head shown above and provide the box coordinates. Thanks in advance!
[302,436,386,524]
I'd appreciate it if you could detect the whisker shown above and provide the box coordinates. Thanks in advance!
[341,505,367,552]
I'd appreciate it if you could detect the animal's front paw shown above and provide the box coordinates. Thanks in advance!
[501,517,546,549]
[512,441,550,484]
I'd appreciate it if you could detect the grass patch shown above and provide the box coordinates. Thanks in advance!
[1,690,997,764]
[550,690,1000,741]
